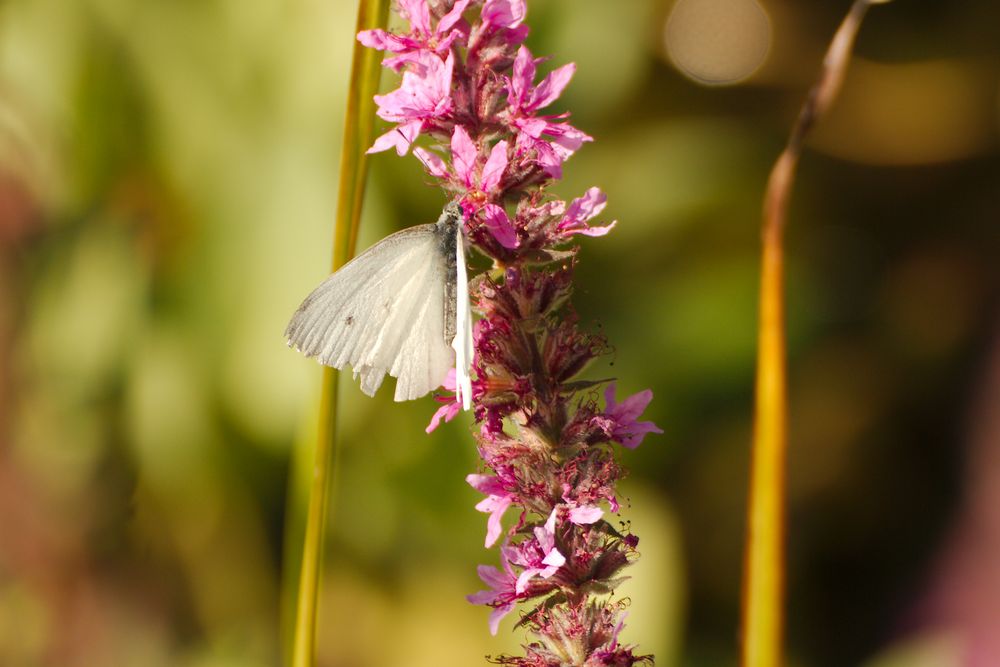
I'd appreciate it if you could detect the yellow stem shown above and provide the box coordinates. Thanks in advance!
[739,2,888,665]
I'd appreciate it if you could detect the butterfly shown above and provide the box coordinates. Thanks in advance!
[285,202,473,410]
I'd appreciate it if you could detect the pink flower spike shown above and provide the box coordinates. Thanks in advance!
[568,505,603,525]
[482,0,527,29]
[603,383,663,449]
[413,147,449,178]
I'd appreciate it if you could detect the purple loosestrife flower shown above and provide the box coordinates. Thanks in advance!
[358,0,471,61]
[602,383,664,450]
[467,546,522,636]
[505,45,592,178]
[368,50,454,155]
[360,2,658,664]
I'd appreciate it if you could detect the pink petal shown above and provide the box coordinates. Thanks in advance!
[482,0,527,29]
[430,51,455,104]
[541,548,566,568]
[475,564,507,590]
[413,147,449,178]
[515,569,536,594]
[546,122,593,158]
[466,589,497,605]
[618,389,654,421]
[398,0,431,35]
[466,473,505,495]
[488,602,515,636]
[508,45,536,109]
[425,401,461,433]
[438,0,471,33]
[619,420,663,449]
[451,125,477,187]
[442,367,458,392]
[558,187,612,236]
[529,62,575,111]
[474,493,513,547]
[433,29,463,55]
[480,140,509,193]
[609,613,628,650]
[367,121,422,155]
[484,506,510,547]
[515,133,563,178]
[568,505,603,524]
[356,29,414,53]
[514,117,548,139]
[572,220,616,237]
[604,382,619,410]
[568,187,607,222]
[482,204,518,249]
[543,508,558,534]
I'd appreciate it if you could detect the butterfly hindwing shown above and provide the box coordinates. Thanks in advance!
[285,223,453,401]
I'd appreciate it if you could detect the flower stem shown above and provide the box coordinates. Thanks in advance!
[739,2,888,666]
[286,1,389,666]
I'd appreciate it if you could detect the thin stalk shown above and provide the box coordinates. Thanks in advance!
[739,2,889,666]
[286,1,389,666]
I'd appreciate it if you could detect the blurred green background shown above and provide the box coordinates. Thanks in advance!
[0,0,998,665]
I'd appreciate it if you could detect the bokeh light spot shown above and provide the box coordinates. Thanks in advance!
[665,0,771,86]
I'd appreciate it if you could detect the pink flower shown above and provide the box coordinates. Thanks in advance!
[509,509,566,593]
[359,0,471,67]
[468,473,515,547]
[507,46,575,116]
[555,187,616,238]
[368,51,454,155]
[467,547,520,635]
[482,0,527,29]
[603,383,663,449]
[506,45,592,176]
[425,369,463,433]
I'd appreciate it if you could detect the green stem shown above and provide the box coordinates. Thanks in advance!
[285,1,389,665]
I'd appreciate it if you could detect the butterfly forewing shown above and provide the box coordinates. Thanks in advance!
[285,223,453,400]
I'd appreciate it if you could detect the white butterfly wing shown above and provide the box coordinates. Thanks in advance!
[285,224,453,401]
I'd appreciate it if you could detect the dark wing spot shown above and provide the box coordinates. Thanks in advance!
[345,316,354,326]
